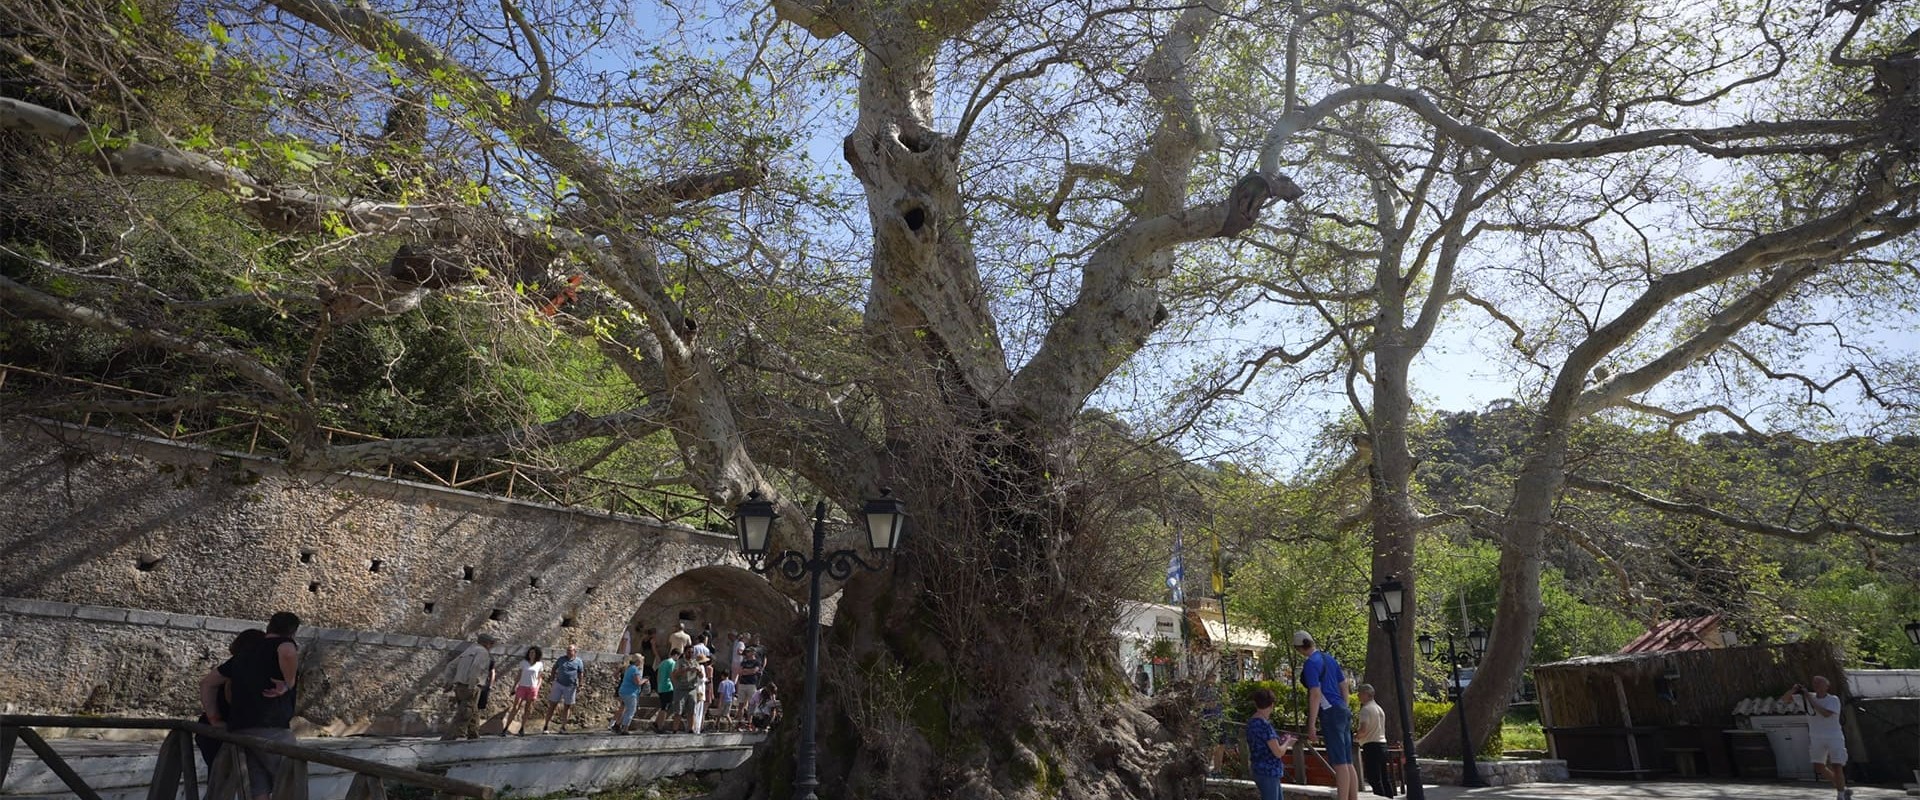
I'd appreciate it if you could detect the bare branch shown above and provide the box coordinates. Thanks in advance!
[1566,474,1920,544]
[1617,399,1767,436]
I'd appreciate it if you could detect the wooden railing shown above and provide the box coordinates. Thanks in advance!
[0,363,719,531]
[0,715,494,799]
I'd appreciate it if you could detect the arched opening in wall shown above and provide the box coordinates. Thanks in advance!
[623,565,796,655]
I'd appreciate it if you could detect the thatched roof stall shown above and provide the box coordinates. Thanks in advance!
[1532,641,1846,778]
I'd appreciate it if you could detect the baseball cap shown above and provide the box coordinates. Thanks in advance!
[1292,630,1313,647]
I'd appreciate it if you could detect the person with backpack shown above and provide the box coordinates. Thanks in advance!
[1296,630,1358,800]
[650,648,680,732]
[683,653,712,734]
[200,612,301,800]
[442,631,498,740]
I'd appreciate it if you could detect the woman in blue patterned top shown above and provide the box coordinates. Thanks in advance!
[1245,687,1299,800]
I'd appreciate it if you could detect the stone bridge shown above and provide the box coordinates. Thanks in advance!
[0,419,789,735]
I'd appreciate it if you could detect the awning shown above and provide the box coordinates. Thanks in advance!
[1198,617,1272,650]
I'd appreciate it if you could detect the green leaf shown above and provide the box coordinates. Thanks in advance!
[207,19,230,45]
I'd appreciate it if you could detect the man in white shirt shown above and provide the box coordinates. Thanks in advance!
[1781,676,1849,800]
[442,632,497,740]
[670,621,693,657]
[1354,684,1395,797]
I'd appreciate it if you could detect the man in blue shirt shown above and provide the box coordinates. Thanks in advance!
[1296,630,1357,800]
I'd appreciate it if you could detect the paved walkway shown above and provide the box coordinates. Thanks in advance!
[1417,782,1912,799]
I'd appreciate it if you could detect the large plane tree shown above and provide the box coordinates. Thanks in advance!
[4,0,1920,795]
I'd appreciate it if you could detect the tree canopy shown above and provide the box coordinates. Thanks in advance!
[4,0,1920,791]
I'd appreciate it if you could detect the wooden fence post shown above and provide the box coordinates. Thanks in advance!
[178,729,200,800]
[145,730,185,800]
[206,742,247,800]
[346,773,390,800]
[16,727,105,800]
[270,756,309,800]
[0,724,16,790]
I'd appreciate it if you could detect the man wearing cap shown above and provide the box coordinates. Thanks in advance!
[443,632,498,740]
[1295,630,1358,800]
[1355,683,1395,797]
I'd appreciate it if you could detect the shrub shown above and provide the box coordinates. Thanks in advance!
[1412,701,1502,758]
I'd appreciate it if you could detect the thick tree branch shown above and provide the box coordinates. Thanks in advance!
[0,96,479,235]
[1258,83,1876,172]
[0,272,300,403]
[1011,3,1258,431]
[1566,474,1920,544]
[1574,261,1822,415]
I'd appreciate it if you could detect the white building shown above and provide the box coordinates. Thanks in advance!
[1117,601,1186,695]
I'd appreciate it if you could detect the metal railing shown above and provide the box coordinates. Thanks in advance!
[0,363,720,531]
[0,715,494,799]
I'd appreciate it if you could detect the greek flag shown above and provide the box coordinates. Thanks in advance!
[1167,529,1185,602]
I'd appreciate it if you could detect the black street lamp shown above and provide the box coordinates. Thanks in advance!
[1417,628,1488,788]
[1908,621,1919,788]
[734,488,906,800]
[1369,580,1426,800]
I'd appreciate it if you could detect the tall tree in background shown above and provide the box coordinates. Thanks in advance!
[1164,0,1920,755]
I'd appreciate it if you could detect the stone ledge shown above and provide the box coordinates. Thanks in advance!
[72,605,128,623]
[0,598,78,618]
[1420,758,1569,786]
[0,596,633,664]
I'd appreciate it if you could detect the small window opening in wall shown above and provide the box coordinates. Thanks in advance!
[461,566,475,581]
[528,575,540,589]
[136,555,163,572]
[489,608,507,622]
[369,559,384,573]
[422,601,436,614]
[307,581,321,594]
[299,550,316,565]
[560,615,578,628]
[584,585,597,596]
[678,610,696,621]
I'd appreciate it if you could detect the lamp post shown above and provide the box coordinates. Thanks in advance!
[734,488,906,800]
[1418,628,1488,788]
[1369,580,1426,800]
[1906,620,1919,788]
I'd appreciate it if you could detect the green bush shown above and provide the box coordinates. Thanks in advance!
[1224,680,1308,721]
[1412,701,1502,758]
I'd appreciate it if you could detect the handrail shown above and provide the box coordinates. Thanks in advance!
[0,362,720,531]
[0,714,495,799]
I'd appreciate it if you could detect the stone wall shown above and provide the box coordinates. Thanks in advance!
[0,597,647,735]
[0,420,790,730]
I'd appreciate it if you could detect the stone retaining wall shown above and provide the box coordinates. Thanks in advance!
[0,420,792,731]
[0,597,645,735]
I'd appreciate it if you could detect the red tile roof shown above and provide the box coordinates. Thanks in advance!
[1618,615,1723,654]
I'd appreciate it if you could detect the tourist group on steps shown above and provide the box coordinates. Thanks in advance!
[440,619,782,739]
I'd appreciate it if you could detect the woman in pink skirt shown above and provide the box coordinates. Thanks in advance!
[500,646,545,735]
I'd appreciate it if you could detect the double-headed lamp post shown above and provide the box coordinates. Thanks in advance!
[1906,620,1919,788]
[1418,627,1489,788]
[1368,580,1426,800]
[734,488,907,800]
